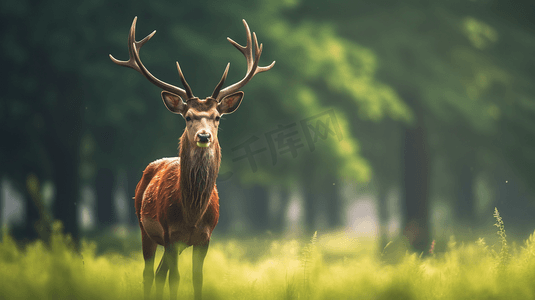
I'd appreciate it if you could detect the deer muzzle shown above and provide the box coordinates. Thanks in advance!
[196,132,211,148]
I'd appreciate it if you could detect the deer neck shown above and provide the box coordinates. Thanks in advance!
[178,132,221,225]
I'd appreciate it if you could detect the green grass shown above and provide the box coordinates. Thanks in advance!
[1,214,535,300]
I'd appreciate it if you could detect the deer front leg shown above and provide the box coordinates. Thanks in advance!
[159,245,177,300]
[192,242,209,300]
[168,243,187,300]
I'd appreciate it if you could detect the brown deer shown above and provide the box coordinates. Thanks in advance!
[109,17,274,300]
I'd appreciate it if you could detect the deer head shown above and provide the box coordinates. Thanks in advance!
[109,17,275,149]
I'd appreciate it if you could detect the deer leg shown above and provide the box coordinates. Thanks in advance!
[167,244,179,300]
[154,250,169,300]
[142,232,158,300]
[168,242,187,300]
[192,242,209,300]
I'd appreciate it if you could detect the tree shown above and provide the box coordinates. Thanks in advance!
[0,0,83,243]
[279,0,535,248]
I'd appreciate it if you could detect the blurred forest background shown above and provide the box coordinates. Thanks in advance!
[1,0,534,253]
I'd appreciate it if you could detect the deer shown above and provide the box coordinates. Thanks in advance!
[109,17,275,300]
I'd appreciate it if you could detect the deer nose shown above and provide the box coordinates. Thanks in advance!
[197,133,211,143]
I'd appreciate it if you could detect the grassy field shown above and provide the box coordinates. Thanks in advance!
[1,212,534,299]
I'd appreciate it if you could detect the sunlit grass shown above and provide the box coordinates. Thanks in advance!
[1,218,535,299]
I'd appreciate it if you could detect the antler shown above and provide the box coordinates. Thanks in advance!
[211,19,276,101]
[109,17,194,100]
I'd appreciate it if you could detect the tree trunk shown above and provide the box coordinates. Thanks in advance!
[244,185,269,232]
[302,172,340,233]
[47,74,83,247]
[270,185,289,233]
[303,183,317,233]
[325,175,342,229]
[377,186,389,250]
[454,161,475,235]
[23,181,40,242]
[95,167,116,228]
[51,149,81,246]
[402,115,431,253]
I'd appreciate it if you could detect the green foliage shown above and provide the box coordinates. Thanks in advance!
[493,207,510,268]
[263,16,412,122]
[3,223,535,300]
[300,231,319,298]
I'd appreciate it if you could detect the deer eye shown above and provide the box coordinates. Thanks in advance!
[185,116,191,122]
[215,116,220,121]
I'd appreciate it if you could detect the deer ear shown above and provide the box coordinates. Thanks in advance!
[218,91,244,115]
[161,91,187,115]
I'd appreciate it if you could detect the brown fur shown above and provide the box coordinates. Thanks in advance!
[178,131,221,227]
[134,130,220,247]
